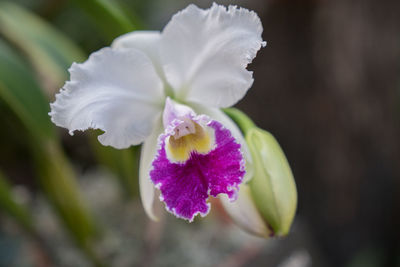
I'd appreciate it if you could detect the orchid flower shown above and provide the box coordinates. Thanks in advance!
[49,3,265,222]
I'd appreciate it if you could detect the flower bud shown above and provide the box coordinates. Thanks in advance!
[223,108,297,237]
[246,128,297,236]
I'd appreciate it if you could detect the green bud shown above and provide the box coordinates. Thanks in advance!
[246,128,297,236]
[224,108,297,237]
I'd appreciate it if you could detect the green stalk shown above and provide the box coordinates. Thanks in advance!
[223,108,256,134]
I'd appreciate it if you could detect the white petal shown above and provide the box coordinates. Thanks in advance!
[190,103,253,181]
[162,97,195,129]
[112,31,160,53]
[160,3,265,107]
[111,31,166,81]
[139,117,163,220]
[221,184,272,238]
[50,47,164,149]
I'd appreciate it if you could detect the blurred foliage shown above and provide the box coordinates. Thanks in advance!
[90,136,140,198]
[0,37,100,264]
[0,2,140,200]
[0,0,145,265]
[0,171,33,233]
[0,38,55,142]
[33,141,104,266]
[70,0,140,41]
[0,2,86,95]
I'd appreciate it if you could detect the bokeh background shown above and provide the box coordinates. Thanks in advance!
[0,0,399,266]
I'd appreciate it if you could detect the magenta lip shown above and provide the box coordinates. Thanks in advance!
[150,117,245,221]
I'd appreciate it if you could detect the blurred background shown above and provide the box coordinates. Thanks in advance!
[0,0,399,266]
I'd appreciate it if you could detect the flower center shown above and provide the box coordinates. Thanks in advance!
[165,118,215,163]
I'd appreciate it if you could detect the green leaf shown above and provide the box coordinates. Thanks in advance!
[0,171,34,233]
[0,2,86,93]
[0,39,55,141]
[71,0,137,41]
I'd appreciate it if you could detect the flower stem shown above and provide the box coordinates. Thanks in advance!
[223,108,256,135]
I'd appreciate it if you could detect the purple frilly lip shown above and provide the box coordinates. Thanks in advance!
[150,115,245,222]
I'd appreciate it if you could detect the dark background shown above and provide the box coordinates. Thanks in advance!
[236,0,400,266]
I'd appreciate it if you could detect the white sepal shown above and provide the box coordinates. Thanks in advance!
[112,31,166,82]
[139,117,163,220]
[220,184,272,238]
